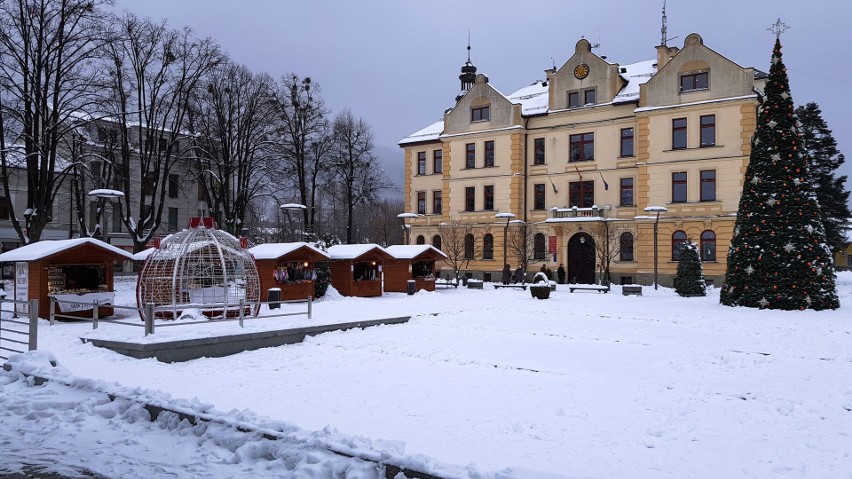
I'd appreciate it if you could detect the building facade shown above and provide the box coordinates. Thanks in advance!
[399,34,766,286]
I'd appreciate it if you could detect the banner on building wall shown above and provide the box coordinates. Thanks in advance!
[548,236,557,254]
[15,262,28,314]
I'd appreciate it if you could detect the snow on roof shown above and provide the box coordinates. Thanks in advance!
[132,248,155,262]
[0,238,133,262]
[506,80,549,116]
[248,242,329,260]
[385,245,448,260]
[612,59,657,104]
[327,244,389,260]
[398,120,444,145]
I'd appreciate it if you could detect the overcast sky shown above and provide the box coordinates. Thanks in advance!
[111,0,852,194]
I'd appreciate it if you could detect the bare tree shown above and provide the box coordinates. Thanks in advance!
[187,63,276,236]
[506,221,542,271]
[98,14,222,251]
[0,0,107,243]
[364,198,404,246]
[589,219,633,284]
[330,109,390,243]
[438,221,479,283]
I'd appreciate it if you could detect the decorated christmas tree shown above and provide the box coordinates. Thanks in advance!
[721,24,839,310]
[675,243,706,297]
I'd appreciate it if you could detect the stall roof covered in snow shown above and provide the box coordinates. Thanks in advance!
[385,245,448,260]
[249,242,329,260]
[327,244,391,260]
[0,238,133,262]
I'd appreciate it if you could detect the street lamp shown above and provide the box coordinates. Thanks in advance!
[280,203,307,241]
[397,213,419,244]
[495,212,516,269]
[88,189,125,245]
[642,206,667,290]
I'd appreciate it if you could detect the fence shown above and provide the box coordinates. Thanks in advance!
[49,296,312,337]
[0,298,39,361]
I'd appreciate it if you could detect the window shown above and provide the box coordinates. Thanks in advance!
[700,230,716,262]
[700,170,716,201]
[620,232,634,261]
[484,185,494,210]
[569,181,595,208]
[484,140,495,167]
[0,196,11,220]
[432,191,442,214]
[97,127,117,144]
[88,202,98,231]
[433,150,442,174]
[700,115,716,147]
[432,235,442,250]
[533,233,546,260]
[417,191,426,215]
[534,184,546,210]
[534,138,546,165]
[159,137,168,152]
[620,128,634,157]
[620,177,634,206]
[672,172,687,203]
[142,172,157,197]
[464,234,475,259]
[569,133,594,162]
[672,230,688,261]
[568,91,580,108]
[168,174,179,199]
[417,151,426,175]
[465,186,475,211]
[471,105,490,122]
[111,206,122,233]
[90,162,101,178]
[680,71,709,92]
[168,207,179,231]
[197,180,206,201]
[672,118,687,149]
[466,143,476,169]
[483,234,494,260]
[584,89,596,105]
[416,235,425,245]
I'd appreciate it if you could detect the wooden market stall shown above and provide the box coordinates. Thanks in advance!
[0,238,133,319]
[384,245,447,293]
[249,242,330,301]
[327,244,393,297]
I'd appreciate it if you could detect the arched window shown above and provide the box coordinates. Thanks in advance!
[533,233,546,260]
[700,230,716,261]
[619,232,634,261]
[482,234,494,260]
[416,235,425,245]
[464,233,475,260]
[672,230,688,261]
[432,235,442,250]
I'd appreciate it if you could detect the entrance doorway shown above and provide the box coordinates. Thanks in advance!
[568,232,595,284]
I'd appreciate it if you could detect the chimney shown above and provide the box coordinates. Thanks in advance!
[656,45,679,70]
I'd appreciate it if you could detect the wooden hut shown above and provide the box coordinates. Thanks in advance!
[249,242,330,301]
[327,244,393,297]
[384,245,447,293]
[0,238,133,319]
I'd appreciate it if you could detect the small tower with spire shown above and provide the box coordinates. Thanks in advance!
[456,34,477,102]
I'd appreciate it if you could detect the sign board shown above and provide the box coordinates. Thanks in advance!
[548,235,557,254]
[15,262,28,314]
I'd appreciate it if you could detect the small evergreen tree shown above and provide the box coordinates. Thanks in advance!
[795,102,851,254]
[674,243,706,297]
[311,233,340,299]
[721,36,839,310]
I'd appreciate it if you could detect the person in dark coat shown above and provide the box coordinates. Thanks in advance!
[501,264,512,285]
[514,265,525,284]
[546,267,553,280]
[557,264,566,284]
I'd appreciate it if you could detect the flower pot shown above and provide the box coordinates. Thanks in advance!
[530,285,550,299]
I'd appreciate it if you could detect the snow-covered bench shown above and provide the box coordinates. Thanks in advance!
[568,283,610,293]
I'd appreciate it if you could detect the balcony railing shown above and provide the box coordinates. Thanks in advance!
[550,206,604,219]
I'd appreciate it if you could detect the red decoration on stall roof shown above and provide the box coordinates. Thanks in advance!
[152,237,161,249]
[240,236,249,249]
[188,217,216,229]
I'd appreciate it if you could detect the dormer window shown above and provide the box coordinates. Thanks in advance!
[471,105,490,122]
[568,89,596,108]
[568,92,580,108]
[680,71,709,92]
[584,89,596,105]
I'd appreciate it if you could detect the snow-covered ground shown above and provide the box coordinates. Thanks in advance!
[2,273,852,478]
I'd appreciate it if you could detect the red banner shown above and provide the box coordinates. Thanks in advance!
[548,235,557,254]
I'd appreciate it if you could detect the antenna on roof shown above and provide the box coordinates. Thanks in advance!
[661,0,668,46]
[467,30,471,62]
[550,57,556,70]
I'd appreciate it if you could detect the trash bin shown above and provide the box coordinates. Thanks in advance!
[407,279,416,295]
[268,287,281,309]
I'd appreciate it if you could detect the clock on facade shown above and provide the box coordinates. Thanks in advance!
[574,63,590,79]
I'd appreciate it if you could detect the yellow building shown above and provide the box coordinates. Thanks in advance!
[399,34,766,287]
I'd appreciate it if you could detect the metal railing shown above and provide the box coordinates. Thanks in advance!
[0,298,39,361]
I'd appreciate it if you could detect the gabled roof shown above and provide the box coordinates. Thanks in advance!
[327,244,392,261]
[612,59,658,104]
[0,238,133,262]
[385,245,448,261]
[398,120,444,145]
[249,242,329,261]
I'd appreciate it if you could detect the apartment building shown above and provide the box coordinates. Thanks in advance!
[399,33,765,286]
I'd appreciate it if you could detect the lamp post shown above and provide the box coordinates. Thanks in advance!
[88,189,125,245]
[280,203,307,241]
[643,206,667,290]
[495,212,516,268]
[397,212,419,245]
